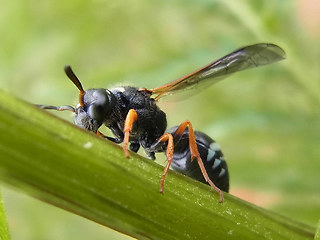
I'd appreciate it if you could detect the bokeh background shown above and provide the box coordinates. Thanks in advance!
[1,0,319,239]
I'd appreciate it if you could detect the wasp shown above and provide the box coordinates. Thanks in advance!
[38,43,285,202]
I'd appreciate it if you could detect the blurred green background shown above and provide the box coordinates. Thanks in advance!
[1,0,319,239]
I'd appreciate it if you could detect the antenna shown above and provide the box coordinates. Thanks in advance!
[36,105,75,112]
[64,65,85,107]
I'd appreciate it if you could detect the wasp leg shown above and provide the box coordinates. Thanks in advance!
[151,133,174,193]
[130,142,140,153]
[105,136,122,144]
[96,131,122,144]
[174,121,224,203]
[123,109,138,158]
[145,151,155,160]
[97,131,106,137]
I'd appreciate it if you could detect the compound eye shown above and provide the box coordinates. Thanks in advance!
[85,89,111,123]
[87,104,105,122]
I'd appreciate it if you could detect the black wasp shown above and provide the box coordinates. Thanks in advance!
[38,43,285,202]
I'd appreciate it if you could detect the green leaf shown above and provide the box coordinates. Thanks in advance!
[0,90,315,239]
[0,191,10,240]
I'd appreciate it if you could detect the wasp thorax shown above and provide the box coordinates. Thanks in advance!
[73,89,116,133]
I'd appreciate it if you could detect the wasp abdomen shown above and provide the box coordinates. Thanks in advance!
[168,128,230,192]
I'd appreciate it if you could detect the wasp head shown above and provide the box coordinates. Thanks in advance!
[63,65,116,133]
[38,66,116,133]
[74,88,116,132]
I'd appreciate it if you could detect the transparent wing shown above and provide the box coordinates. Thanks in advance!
[151,43,285,99]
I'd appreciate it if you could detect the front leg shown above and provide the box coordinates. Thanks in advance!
[109,124,124,143]
[97,125,140,152]
[96,123,124,144]
[123,109,138,158]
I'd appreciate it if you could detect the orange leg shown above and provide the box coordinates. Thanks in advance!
[156,133,174,193]
[123,109,138,158]
[174,121,224,203]
[97,131,106,137]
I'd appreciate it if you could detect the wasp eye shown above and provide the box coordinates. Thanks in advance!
[84,89,114,123]
[87,104,105,122]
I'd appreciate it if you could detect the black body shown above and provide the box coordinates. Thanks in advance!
[73,87,230,190]
[75,86,167,158]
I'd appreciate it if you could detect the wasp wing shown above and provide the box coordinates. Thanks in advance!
[151,43,285,99]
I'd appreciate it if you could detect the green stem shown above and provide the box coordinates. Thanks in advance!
[0,90,315,240]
